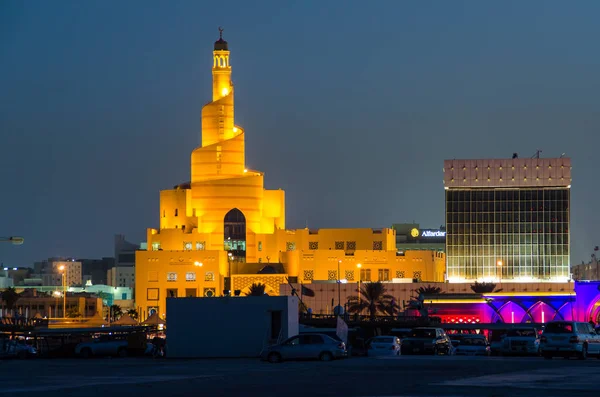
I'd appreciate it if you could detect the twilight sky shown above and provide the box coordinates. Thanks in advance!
[1,1,599,268]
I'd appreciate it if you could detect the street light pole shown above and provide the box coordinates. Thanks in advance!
[0,236,24,245]
[227,252,233,295]
[59,265,66,318]
[337,259,342,315]
[356,263,362,293]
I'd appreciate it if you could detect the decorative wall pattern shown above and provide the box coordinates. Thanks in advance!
[396,271,405,279]
[303,270,314,281]
[328,270,338,280]
[232,275,286,296]
[373,241,383,250]
[345,270,355,281]
[335,241,344,250]
[309,242,318,250]
[413,271,422,280]
[346,241,356,250]
[286,242,296,251]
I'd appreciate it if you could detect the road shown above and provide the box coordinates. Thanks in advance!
[1,355,599,396]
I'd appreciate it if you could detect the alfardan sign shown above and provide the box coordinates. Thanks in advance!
[410,228,446,239]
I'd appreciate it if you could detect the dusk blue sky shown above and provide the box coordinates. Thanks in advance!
[1,1,599,268]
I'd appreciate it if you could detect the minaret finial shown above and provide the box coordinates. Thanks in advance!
[218,26,224,40]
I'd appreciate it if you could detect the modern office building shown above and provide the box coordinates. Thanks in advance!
[444,157,571,283]
[135,31,446,319]
[392,223,446,253]
[33,258,83,287]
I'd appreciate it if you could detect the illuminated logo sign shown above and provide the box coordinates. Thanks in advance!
[421,230,446,238]
[410,228,420,238]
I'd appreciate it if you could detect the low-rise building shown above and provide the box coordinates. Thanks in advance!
[166,296,298,358]
[0,289,102,318]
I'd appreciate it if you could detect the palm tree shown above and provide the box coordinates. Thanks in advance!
[470,282,502,293]
[110,304,123,321]
[347,282,396,321]
[127,308,139,320]
[406,285,443,319]
[1,287,20,317]
[245,283,267,296]
[415,285,443,296]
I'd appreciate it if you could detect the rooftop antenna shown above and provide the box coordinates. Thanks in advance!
[531,149,542,159]
[218,26,224,39]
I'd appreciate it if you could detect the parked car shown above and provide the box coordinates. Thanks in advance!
[541,321,600,360]
[261,333,347,363]
[488,328,510,356]
[388,328,412,341]
[449,333,474,348]
[75,335,129,358]
[501,328,540,356]
[453,335,490,356]
[367,336,401,357]
[0,338,37,359]
[400,327,453,355]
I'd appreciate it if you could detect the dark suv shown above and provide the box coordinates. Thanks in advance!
[400,327,452,355]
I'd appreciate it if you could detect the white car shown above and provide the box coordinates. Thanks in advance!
[75,337,129,358]
[501,328,540,356]
[454,335,490,356]
[367,336,401,357]
[541,321,600,360]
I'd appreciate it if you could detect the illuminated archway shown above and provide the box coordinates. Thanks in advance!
[494,300,530,324]
[224,208,246,262]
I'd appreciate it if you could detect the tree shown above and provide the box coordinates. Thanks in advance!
[245,283,267,296]
[110,304,123,321]
[415,285,443,296]
[347,282,396,320]
[470,282,502,293]
[127,308,139,320]
[66,307,82,318]
[405,285,443,320]
[1,287,20,316]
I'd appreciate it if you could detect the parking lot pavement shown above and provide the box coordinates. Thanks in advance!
[2,356,600,396]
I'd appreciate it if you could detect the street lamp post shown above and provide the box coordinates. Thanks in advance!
[227,252,233,295]
[337,259,342,315]
[0,236,24,245]
[356,263,362,293]
[58,265,66,318]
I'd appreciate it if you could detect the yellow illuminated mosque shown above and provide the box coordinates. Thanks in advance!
[135,30,445,318]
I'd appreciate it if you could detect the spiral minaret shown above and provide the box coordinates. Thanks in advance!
[192,28,245,180]
[187,28,286,244]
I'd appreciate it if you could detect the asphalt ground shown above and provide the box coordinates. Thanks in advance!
[2,355,599,396]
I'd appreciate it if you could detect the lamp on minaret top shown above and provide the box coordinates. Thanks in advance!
[212,27,232,102]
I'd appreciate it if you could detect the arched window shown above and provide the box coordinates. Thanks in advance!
[224,208,246,262]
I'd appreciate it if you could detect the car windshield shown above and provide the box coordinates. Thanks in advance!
[460,337,486,346]
[507,329,536,337]
[410,329,436,338]
[373,337,395,344]
[544,323,574,334]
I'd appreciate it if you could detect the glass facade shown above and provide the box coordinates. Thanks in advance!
[446,188,570,282]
